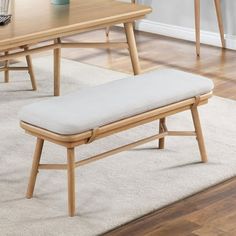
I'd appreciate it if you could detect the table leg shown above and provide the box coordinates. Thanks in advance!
[194,0,200,57]
[214,0,225,48]
[124,22,141,75]
[67,148,76,217]
[131,0,136,30]
[4,51,9,83]
[25,46,37,91]
[106,0,136,38]
[54,38,61,96]
[191,106,208,163]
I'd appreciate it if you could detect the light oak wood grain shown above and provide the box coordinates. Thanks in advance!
[0,0,151,50]
[195,0,225,56]
[1,48,37,90]
[120,0,225,56]
[67,148,76,217]
[25,47,37,90]
[0,0,151,95]
[26,138,44,199]
[4,51,9,83]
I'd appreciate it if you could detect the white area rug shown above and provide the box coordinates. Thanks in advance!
[0,56,236,236]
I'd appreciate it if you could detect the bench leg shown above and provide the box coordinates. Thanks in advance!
[26,138,44,198]
[24,47,37,91]
[124,22,141,75]
[191,106,208,163]
[67,148,76,217]
[158,118,166,149]
[105,26,110,37]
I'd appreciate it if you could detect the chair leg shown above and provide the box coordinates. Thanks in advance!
[26,138,44,198]
[67,148,76,217]
[194,0,201,56]
[214,0,225,48]
[105,27,110,37]
[191,106,208,163]
[24,47,37,90]
[4,51,9,83]
[158,118,166,149]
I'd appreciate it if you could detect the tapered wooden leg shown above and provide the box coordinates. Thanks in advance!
[67,148,76,217]
[158,118,166,149]
[194,0,201,56]
[191,106,208,163]
[131,0,136,30]
[105,27,110,37]
[24,47,37,90]
[54,38,61,96]
[26,138,44,198]
[124,22,141,75]
[4,51,9,83]
[214,0,225,48]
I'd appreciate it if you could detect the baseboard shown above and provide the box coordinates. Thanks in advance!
[136,19,236,51]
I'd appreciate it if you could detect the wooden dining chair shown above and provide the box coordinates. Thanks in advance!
[1,48,37,90]
[106,0,225,56]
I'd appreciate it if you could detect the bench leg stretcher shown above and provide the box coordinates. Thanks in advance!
[24,98,209,217]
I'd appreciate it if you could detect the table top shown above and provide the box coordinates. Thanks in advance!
[0,0,151,50]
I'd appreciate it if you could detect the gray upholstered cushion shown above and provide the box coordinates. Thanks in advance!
[19,69,214,135]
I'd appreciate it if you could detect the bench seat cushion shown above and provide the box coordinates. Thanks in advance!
[19,69,214,135]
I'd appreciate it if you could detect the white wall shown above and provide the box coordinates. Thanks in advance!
[137,0,236,49]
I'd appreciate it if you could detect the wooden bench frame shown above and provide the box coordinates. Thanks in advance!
[20,92,212,217]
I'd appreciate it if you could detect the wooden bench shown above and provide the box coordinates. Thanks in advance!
[19,69,214,217]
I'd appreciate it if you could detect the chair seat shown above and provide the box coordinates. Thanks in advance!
[19,69,214,135]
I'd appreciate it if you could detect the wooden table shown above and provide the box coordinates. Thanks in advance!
[128,0,225,56]
[0,0,151,96]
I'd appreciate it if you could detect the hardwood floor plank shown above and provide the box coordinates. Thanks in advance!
[145,220,200,236]
[103,178,236,236]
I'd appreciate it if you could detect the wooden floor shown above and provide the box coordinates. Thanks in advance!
[61,27,236,236]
